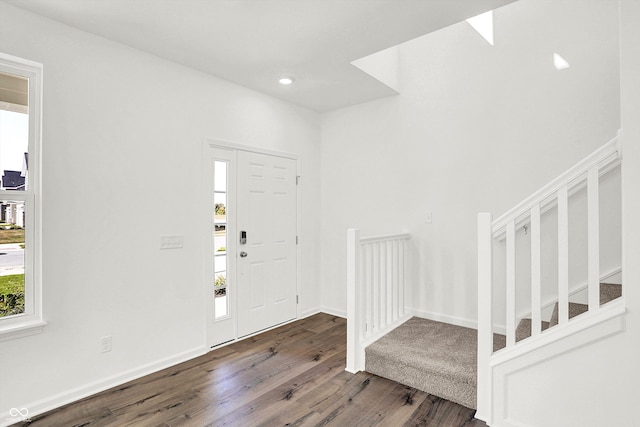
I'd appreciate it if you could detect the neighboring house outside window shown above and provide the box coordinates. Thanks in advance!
[1,166,26,227]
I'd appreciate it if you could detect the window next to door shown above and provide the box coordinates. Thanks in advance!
[214,160,229,319]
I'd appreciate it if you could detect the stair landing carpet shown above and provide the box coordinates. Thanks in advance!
[365,317,479,409]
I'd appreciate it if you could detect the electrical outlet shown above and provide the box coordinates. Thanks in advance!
[100,336,112,353]
[160,235,184,249]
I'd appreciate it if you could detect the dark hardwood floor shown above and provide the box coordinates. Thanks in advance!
[17,313,487,427]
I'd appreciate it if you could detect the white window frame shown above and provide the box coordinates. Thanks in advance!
[0,52,45,340]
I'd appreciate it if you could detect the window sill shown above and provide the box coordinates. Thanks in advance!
[0,319,47,342]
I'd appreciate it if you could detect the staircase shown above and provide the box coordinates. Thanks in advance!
[476,133,625,425]
[346,133,624,423]
[362,281,621,410]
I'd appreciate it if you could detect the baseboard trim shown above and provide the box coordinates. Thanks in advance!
[0,346,207,426]
[410,308,478,330]
[299,307,322,319]
[301,307,350,320]
[319,306,347,319]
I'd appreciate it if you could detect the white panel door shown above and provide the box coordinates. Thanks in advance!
[236,150,297,337]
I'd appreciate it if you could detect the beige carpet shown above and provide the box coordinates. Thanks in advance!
[365,317,480,409]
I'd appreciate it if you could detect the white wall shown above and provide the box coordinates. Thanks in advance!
[320,0,621,323]
[0,3,321,418]
[494,2,640,425]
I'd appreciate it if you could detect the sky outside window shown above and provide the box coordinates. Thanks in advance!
[0,110,29,174]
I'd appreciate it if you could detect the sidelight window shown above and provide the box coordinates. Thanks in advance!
[214,160,229,319]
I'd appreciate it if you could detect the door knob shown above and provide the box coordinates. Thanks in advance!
[240,251,248,258]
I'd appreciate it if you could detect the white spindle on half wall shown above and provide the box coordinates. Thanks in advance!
[346,229,411,373]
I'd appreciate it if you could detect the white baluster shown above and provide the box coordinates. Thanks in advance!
[346,228,360,373]
[371,243,380,333]
[392,240,399,322]
[364,243,375,336]
[399,239,405,318]
[385,240,393,325]
[587,167,600,311]
[531,205,542,336]
[506,220,516,347]
[381,241,387,326]
[359,244,365,338]
[477,213,493,422]
[558,185,569,325]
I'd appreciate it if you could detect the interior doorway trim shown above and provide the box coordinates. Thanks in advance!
[204,138,299,161]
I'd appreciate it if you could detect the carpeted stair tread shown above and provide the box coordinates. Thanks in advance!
[549,301,588,327]
[365,317,480,409]
[515,319,550,342]
[493,333,507,352]
[548,282,622,327]
[600,283,622,305]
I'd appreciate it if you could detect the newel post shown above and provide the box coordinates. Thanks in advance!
[346,228,361,373]
[476,213,493,423]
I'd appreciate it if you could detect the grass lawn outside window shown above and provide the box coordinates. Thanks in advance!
[0,227,25,244]
[0,274,25,316]
[0,224,26,316]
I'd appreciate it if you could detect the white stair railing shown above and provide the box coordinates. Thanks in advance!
[477,131,623,423]
[346,229,411,373]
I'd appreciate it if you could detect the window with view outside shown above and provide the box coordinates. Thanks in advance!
[0,54,43,337]
[214,160,229,319]
[0,72,28,319]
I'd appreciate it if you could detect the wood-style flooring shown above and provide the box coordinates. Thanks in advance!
[16,313,487,427]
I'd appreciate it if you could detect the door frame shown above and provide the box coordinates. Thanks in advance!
[202,138,301,349]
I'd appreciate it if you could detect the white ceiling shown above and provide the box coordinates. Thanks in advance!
[3,0,515,112]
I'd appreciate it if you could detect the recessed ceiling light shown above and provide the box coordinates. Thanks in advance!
[278,76,295,85]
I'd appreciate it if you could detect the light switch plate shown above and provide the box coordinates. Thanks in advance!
[160,235,184,249]
[100,336,112,353]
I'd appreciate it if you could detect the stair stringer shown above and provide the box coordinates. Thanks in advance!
[487,300,626,427]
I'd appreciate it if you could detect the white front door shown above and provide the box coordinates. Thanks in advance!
[236,150,297,337]
[204,143,298,348]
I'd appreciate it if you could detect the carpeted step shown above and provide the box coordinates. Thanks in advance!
[549,301,588,327]
[493,333,506,352]
[515,319,550,342]
[548,283,622,327]
[600,282,622,305]
[365,317,480,409]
